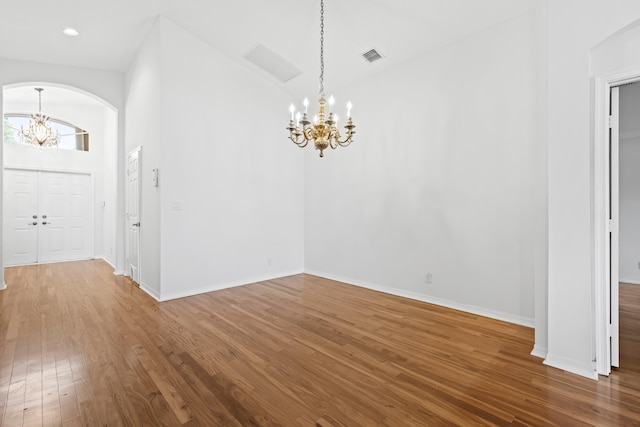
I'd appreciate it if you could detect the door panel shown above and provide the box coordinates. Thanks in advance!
[4,169,38,265]
[126,148,141,283]
[39,171,92,263]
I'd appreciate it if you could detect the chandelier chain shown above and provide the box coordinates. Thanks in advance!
[319,0,325,98]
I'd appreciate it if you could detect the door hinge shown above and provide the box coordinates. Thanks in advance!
[609,115,618,129]
[607,219,612,233]
[606,323,612,338]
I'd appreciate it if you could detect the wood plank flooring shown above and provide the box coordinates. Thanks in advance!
[1,260,639,426]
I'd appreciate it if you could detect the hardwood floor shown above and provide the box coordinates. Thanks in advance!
[1,260,639,426]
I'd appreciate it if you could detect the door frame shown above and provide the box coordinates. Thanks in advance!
[593,69,640,375]
[3,165,95,265]
[125,146,141,284]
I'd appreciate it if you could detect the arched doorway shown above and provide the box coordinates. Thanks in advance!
[2,83,118,268]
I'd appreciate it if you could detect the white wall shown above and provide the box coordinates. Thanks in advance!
[532,0,549,359]
[125,18,305,301]
[103,108,118,266]
[304,11,538,326]
[547,0,640,378]
[125,22,163,297]
[0,59,125,284]
[619,83,640,284]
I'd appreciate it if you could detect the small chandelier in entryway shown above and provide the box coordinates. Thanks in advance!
[20,88,60,148]
[286,0,356,158]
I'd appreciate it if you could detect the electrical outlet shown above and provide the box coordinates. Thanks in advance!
[425,273,432,284]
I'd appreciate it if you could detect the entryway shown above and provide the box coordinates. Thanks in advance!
[4,168,92,266]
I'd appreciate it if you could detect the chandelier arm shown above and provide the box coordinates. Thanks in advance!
[303,126,317,141]
[288,134,309,147]
[333,134,354,147]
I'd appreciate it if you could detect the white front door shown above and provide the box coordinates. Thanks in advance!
[38,171,92,263]
[3,169,93,266]
[4,169,39,265]
[126,148,141,283]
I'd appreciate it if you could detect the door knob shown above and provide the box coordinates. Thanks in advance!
[133,222,140,227]
[42,221,49,225]
[28,222,37,226]
[32,215,38,219]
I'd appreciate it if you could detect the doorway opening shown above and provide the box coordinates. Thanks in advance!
[2,83,118,269]
[594,73,640,376]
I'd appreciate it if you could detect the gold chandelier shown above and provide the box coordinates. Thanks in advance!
[20,88,59,148]
[286,0,356,158]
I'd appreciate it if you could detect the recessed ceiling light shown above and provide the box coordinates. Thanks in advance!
[63,28,79,37]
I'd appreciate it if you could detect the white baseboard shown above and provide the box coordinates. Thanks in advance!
[0,282,6,291]
[304,270,535,328]
[544,354,598,380]
[140,282,161,301]
[96,257,124,275]
[530,344,547,359]
[98,257,116,270]
[619,278,640,285]
[148,269,305,302]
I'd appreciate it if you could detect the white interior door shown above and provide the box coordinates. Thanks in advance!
[3,169,92,266]
[38,171,92,263]
[610,86,620,368]
[4,169,39,265]
[126,148,141,283]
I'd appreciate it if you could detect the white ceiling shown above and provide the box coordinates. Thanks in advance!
[0,0,536,101]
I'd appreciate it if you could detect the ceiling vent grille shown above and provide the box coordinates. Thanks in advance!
[362,49,384,63]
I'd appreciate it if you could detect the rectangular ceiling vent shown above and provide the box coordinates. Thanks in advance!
[362,48,384,63]
[243,43,301,83]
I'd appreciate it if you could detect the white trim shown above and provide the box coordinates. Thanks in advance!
[98,256,116,270]
[97,256,126,276]
[593,68,640,376]
[0,282,6,291]
[304,270,535,328]
[3,257,93,268]
[140,281,161,301]
[544,354,598,380]
[530,345,547,359]
[593,76,610,376]
[620,279,640,285]
[90,172,95,261]
[4,164,93,175]
[156,269,305,302]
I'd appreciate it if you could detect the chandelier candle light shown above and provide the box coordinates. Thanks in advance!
[20,88,60,148]
[286,0,356,157]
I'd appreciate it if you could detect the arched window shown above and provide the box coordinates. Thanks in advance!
[3,114,89,151]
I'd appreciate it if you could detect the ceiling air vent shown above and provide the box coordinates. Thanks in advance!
[362,48,384,63]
